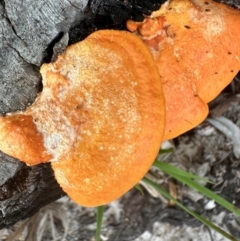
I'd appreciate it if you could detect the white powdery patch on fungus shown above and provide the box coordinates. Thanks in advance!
[29,37,142,165]
[29,86,77,160]
[190,0,226,40]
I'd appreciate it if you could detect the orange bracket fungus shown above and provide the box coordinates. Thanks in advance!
[127,0,240,140]
[0,30,165,207]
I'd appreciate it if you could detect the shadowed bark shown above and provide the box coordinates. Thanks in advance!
[214,0,240,8]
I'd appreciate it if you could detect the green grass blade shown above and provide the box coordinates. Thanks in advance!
[177,175,240,216]
[142,177,238,241]
[96,206,104,241]
[154,161,240,216]
[159,148,174,154]
[153,161,213,183]
[135,183,144,195]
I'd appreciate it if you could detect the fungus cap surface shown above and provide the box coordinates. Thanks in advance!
[127,0,240,140]
[0,30,165,206]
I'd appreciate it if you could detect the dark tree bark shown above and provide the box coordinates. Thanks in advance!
[214,0,240,8]
[0,0,89,228]
[0,0,239,230]
[0,161,65,228]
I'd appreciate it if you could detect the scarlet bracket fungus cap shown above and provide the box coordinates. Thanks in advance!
[0,30,165,206]
[127,0,240,140]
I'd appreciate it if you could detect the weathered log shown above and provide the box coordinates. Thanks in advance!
[0,0,89,228]
[0,161,65,228]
